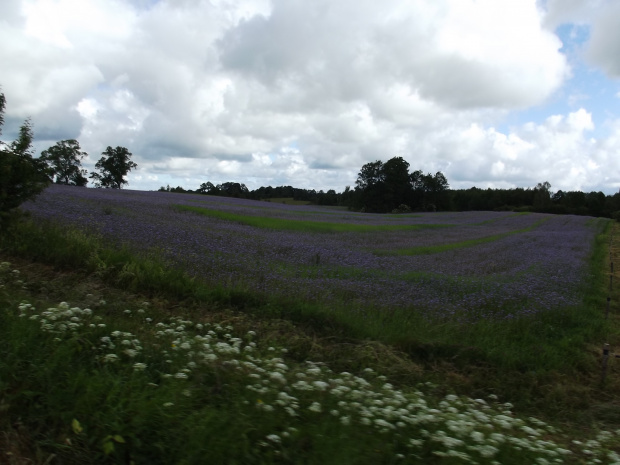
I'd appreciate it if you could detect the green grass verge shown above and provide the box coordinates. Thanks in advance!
[175,204,451,233]
[375,217,550,256]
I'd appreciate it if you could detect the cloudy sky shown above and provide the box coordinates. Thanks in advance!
[1,0,619,194]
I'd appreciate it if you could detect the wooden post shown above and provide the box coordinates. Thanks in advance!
[607,296,611,319]
[602,343,610,385]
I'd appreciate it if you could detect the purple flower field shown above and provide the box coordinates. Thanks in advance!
[23,185,607,322]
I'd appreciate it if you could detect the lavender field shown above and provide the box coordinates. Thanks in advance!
[24,185,607,324]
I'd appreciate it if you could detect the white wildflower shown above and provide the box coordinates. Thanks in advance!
[308,402,322,413]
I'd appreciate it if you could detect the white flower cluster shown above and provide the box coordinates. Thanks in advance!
[162,326,620,463]
[0,261,25,290]
[241,360,597,463]
[100,330,144,361]
[153,317,248,379]
[140,316,620,463]
[18,301,94,335]
[9,291,620,464]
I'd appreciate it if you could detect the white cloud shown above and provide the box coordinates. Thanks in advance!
[435,109,615,193]
[2,0,620,194]
[541,0,605,27]
[542,0,620,79]
[585,2,620,78]
[218,0,566,110]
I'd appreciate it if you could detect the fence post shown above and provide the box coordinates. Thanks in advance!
[602,343,610,385]
[607,296,611,319]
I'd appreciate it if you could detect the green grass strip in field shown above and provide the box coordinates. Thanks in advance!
[175,205,450,233]
[375,217,550,256]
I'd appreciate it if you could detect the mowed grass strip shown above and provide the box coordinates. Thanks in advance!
[176,204,450,233]
[375,217,551,256]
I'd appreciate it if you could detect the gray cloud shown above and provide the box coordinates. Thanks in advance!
[2,0,619,194]
[586,2,620,77]
[218,0,566,110]
[541,0,604,27]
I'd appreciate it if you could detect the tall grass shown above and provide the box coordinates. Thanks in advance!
[3,258,620,464]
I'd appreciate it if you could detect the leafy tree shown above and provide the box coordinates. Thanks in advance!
[382,157,412,210]
[317,189,338,206]
[585,191,606,216]
[217,182,249,198]
[197,181,219,195]
[0,93,49,217]
[0,92,4,131]
[40,139,89,186]
[533,181,551,210]
[90,146,137,189]
[353,157,451,212]
[355,160,384,191]
[355,160,387,212]
[409,169,426,208]
[9,117,35,157]
[408,170,450,211]
[422,171,450,210]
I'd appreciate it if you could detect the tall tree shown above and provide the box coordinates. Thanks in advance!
[90,146,137,189]
[355,160,384,191]
[533,181,551,210]
[0,92,6,139]
[355,160,387,212]
[422,171,450,210]
[0,92,49,217]
[217,182,249,198]
[9,117,35,157]
[197,181,219,195]
[353,157,451,212]
[40,139,89,186]
[382,156,412,211]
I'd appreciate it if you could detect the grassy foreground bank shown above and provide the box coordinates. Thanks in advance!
[1,216,620,463]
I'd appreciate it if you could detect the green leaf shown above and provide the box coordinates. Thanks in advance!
[71,418,83,435]
[102,440,115,455]
[113,435,125,443]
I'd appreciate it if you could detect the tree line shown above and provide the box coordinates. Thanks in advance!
[3,86,619,221]
[159,182,341,206]
[164,155,620,220]
[1,89,138,218]
[162,156,451,214]
[451,183,620,219]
